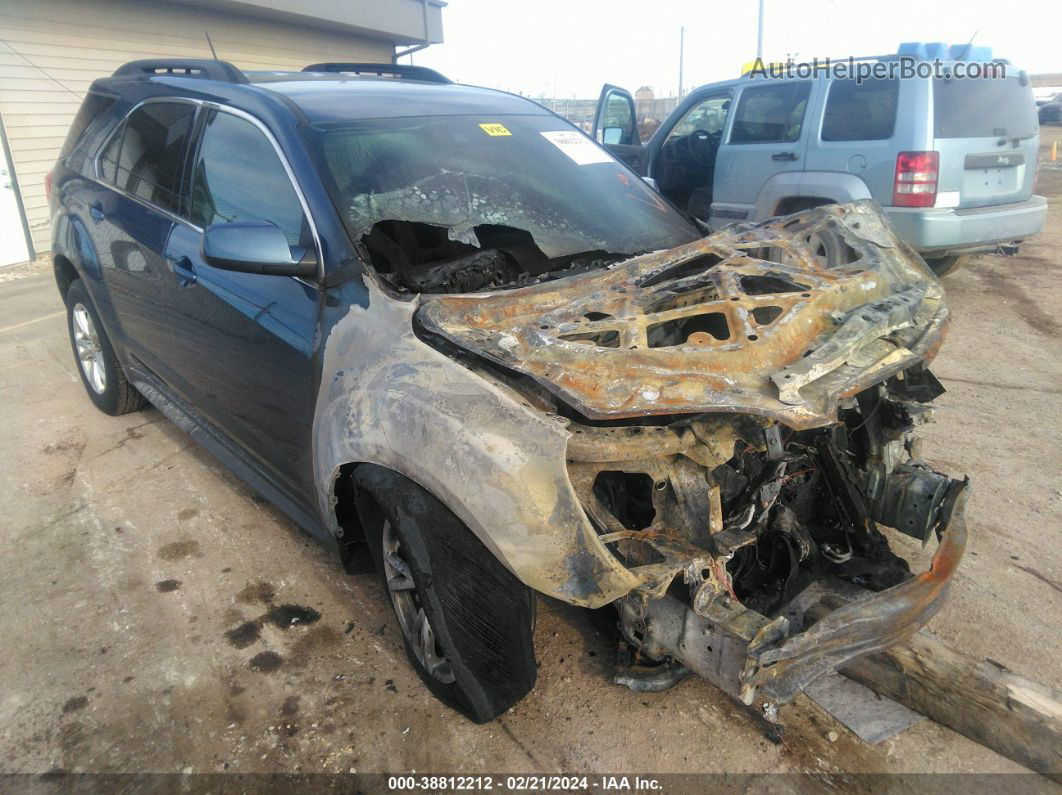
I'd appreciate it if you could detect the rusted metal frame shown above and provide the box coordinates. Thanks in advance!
[569,456,714,597]
[565,413,777,604]
[771,285,928,405]
[739,487,969,705]
[419,202,947,424]
[815,434,872,542]
[618,488,968,712]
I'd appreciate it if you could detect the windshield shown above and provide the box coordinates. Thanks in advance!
[305,114,700,292]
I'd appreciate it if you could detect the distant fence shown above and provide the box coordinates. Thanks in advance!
[536,95,682,139]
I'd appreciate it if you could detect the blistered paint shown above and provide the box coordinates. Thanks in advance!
[311,280,641,607]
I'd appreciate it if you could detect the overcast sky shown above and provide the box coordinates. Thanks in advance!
[416,0,1059,98]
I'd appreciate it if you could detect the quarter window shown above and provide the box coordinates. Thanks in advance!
[61,92,117,173]
[730,83,811,144]
[111,103,195,213]
[189,111,308,246]
[821,78,899,141]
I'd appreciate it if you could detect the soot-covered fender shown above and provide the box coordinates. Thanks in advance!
[312,279,641,607]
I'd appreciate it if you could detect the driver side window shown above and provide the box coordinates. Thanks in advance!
[667,94,731,142]
[189,110,308,247]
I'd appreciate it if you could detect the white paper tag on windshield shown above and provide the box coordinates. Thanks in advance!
[540,131,613,165]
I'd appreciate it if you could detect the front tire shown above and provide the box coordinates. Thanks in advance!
[65,279,145,416]
[352,465,537,723]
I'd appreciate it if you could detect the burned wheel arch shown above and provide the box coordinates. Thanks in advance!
[312,281,642,607]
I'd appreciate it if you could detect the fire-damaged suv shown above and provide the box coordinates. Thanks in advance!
[50,59,968,724]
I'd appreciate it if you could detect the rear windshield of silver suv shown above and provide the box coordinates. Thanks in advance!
[933,75,1037,138]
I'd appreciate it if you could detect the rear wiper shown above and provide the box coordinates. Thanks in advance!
[999,133,1035,147]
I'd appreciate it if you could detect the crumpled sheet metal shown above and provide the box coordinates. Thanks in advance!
[312,279,642,608]
[418,201,947,429]
[739,487,969,705]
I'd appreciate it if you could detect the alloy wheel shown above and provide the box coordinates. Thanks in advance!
[381,519,456,684]
[72,303,107,394]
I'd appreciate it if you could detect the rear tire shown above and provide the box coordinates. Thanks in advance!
[65,279,146,416]
[924,255,964,277]
[352,465,537,723]
[768,199,841,267]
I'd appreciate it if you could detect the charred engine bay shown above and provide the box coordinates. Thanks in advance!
[565,365,964,624]
[361,220,627,294]
[406,202,964,663]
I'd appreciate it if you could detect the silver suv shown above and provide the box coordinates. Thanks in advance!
[594,44,1045,275]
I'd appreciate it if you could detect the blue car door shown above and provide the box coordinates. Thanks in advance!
[158,107,321,499]
[88,100,197,374]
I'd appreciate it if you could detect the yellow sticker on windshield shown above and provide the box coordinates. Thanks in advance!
[479,123,511,136]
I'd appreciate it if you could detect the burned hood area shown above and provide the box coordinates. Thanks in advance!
[417,201,947,426]
[406,200,968,707]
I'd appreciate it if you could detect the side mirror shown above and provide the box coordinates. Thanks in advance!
[592,84,640,147]
[641,176,659,191]
[202,221,317,277]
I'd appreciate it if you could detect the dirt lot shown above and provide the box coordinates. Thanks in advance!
[0,129,1060,783]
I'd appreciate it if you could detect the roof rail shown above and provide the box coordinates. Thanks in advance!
[112,59,248,84]
[301,62,451,84]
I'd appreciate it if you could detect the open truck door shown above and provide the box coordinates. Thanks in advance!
[592,84,646,173]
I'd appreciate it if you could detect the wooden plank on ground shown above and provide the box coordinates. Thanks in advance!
[808,597,1062,781]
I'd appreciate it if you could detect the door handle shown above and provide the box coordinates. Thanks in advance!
[167,255,197,286]
[89,202,106,222]
[772,151,799,161]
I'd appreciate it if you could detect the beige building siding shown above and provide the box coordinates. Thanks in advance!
[0,0,395,255]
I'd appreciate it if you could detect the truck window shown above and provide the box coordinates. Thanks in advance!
[730,83,811,144]
[668,94,731,140]
[821,77,899,141]
[933,75,1037,138]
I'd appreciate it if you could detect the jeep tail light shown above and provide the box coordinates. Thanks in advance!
[893,151,938,208]
[44,170,53,203]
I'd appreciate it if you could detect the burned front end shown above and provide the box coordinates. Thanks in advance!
[416,201,968,710]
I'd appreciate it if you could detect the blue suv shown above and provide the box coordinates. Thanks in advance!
[50,59,968,724]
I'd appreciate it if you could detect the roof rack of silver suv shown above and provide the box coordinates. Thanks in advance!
[301,62,451,84]
[112,58,248,84]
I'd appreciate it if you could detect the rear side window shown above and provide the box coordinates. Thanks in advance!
[730,82,811,144]
[188,111,308,246]
[111,102,196,213]
[60,92,117,161]
[821,78,899,141]
[98,122,122,183]
[933,76,1037,138]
